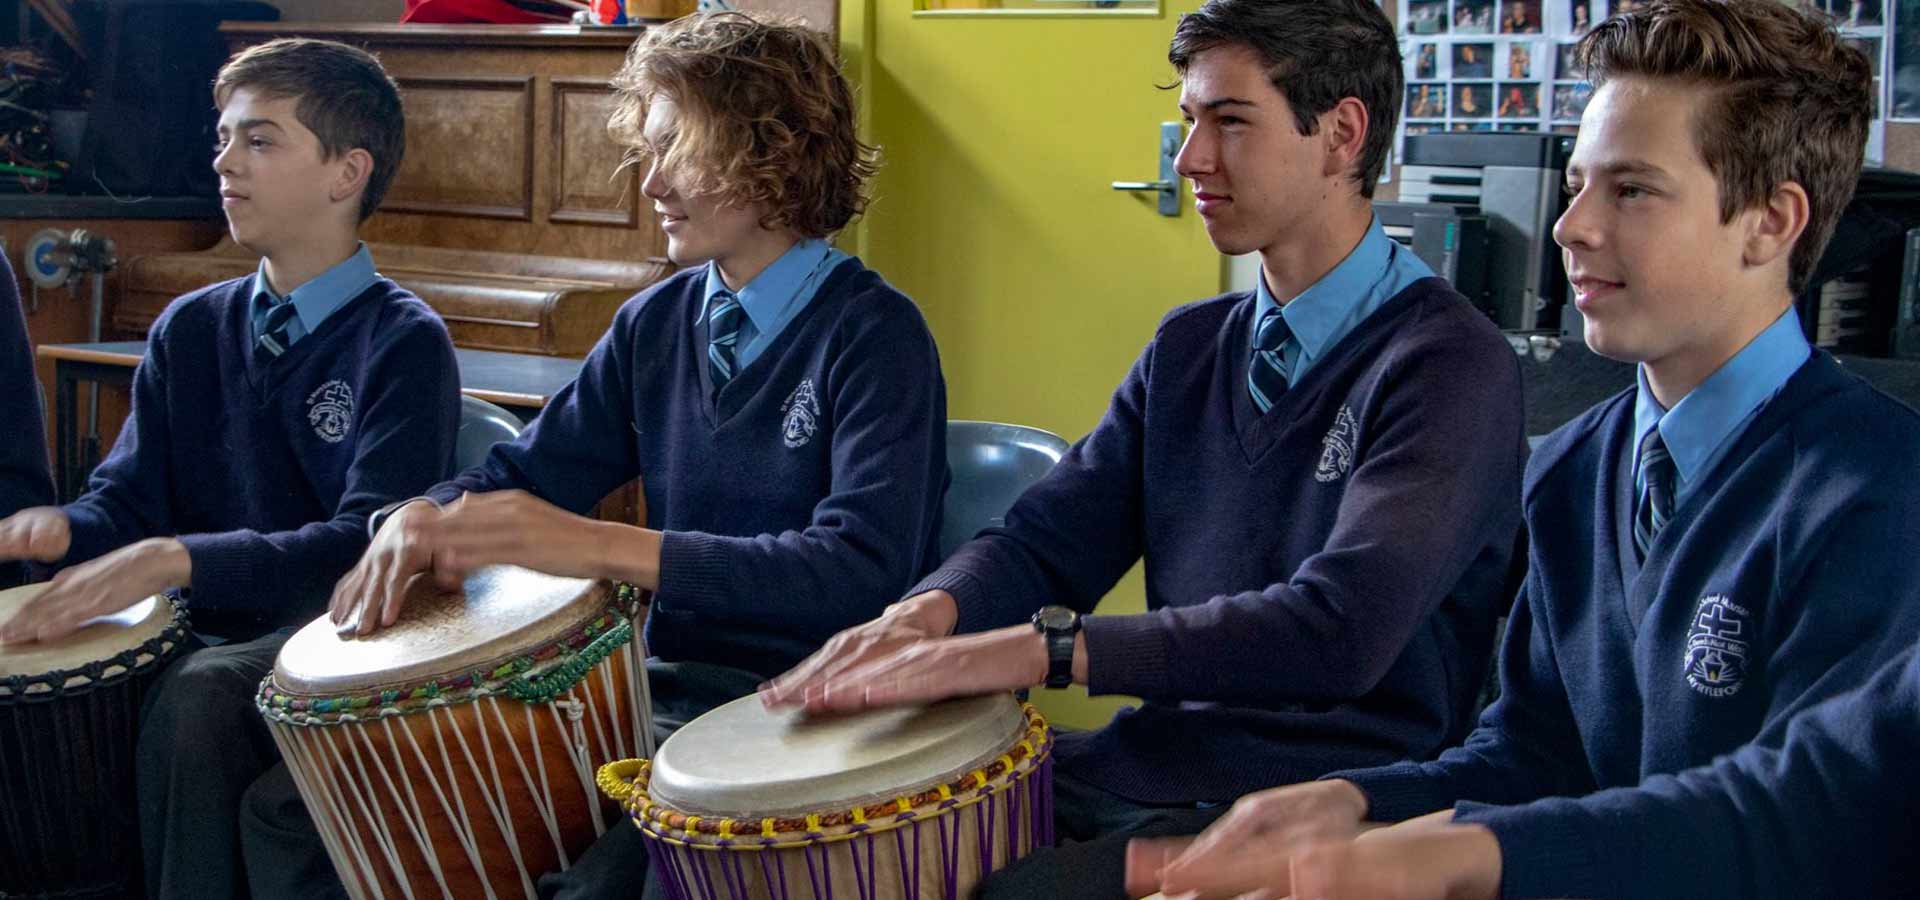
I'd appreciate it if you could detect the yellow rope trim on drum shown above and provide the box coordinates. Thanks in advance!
[625,703,1055,851]
[596,759,646,805]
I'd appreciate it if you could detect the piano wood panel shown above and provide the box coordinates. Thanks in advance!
[222,23,669,266]
[385,76,537,221]
[550,79,641,227]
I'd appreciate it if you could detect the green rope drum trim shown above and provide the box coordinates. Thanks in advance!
[502,616,633,704]
[257,583,643,725]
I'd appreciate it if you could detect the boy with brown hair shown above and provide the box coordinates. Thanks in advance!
[1136,2,1920,897]
[0,38,460,900]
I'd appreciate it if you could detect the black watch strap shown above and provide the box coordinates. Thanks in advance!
[1044,630,1076,689]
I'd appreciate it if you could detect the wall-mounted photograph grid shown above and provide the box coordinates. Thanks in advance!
[1397,0,1890,161]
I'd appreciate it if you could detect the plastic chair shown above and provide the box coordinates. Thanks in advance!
[456,395,524,471]
[940,420,1071,560]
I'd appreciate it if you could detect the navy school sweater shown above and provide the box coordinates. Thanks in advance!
[56,276,460,641]
[1473,639,1920,900]
[430,260,949,681]
[1,255,54,590]
[913,279,1527,805]
[1337,353,1920,897]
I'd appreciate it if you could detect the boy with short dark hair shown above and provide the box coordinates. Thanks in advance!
[1140,3,1920,897]
[763,1,1529,895]
[0,38,460,900]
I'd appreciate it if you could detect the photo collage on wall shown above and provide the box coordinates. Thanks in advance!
[1399,0,1890,162]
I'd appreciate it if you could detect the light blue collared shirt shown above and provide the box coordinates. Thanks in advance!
[250,243,380,348]
[702,239,851,371]
[1253,217,1435,384]
[1632,307,1811,504]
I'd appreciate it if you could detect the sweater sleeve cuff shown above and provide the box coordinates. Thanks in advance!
[657,530,736,609]
[908,568,996,633]
[1454,800,1608,900]
[1080,612,1171,698]
[1322,763,1456,823]
[178,531,254,608]
[56,503,119,568]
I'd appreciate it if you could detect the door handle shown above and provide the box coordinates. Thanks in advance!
[1110,122,1183,217]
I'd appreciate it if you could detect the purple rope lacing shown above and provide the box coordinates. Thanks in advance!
[646,747,1058,900]
[936,802,961,900]
[847,830,876,900]
[723,843,751,900]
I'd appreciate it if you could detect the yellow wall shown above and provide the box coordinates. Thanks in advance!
[838,0,1220,729]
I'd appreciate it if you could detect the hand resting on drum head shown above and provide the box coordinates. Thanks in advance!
[329,489,662,637]
[0,507,191,645]
[760,588,1087,715]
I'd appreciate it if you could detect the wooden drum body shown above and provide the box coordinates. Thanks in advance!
[258,567,646,900]
[0,584,186,900]
[600,693,1054,900]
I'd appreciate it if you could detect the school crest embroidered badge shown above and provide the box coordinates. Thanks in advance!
[781,378,820,449]
[306,380,354,444]
[1684,594,1751,698]
[1315,404,1359,483]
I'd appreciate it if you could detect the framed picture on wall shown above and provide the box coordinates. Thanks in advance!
[1506,41,1538,77]
[1501,0,1544,32]
[1408,82,1450,117]
[1415,41,1440,77]
[1497,82,1542,116]
[1456,0,1495,33]
[1456,83,1494,117]
[1454,41,1495,76]
[1408,0,1451,33]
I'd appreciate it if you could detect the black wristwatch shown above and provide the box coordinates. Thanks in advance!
[1030,605,1082,689]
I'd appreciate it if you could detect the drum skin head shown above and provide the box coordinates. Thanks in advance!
[0,584,172,682]
[648,692,1027,818]
[273,565,610,696]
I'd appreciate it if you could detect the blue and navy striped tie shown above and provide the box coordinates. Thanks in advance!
[1248,307,1293,414]
[708,291,745,395]
[1634,428,1676,560]
[255,299,299,358]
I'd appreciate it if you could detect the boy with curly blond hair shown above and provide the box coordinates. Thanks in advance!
[258,13,950,897]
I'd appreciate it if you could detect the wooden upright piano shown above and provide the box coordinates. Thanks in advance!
[119,22,680,359]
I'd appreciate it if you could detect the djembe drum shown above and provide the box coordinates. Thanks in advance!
[258,566,648,900]
[0,584,186,899]
[599,692,1054,900]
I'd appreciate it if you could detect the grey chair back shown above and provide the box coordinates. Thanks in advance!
[456,395,524,471]
[941,420,1071,560]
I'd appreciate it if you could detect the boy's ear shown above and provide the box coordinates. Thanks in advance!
[330,148,375,208]
[1743,179,1810,273]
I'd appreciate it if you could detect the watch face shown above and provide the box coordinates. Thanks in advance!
[1035,606,1076,631]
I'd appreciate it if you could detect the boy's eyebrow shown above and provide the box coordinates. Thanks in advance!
[1179,96,1260,114]
[1571,159,1672,179]
[228,117,287,133]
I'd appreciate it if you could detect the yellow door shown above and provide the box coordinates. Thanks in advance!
[839,1,1218,728]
